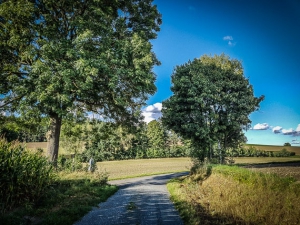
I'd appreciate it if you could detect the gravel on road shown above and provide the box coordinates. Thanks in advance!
[74,172,188,225]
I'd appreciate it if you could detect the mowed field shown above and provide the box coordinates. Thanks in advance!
[25,142,300,181]
[98,158,193,180]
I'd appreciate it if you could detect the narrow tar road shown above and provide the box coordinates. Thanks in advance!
[74,172,188,225]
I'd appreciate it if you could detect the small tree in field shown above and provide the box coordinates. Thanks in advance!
[0,0,161,162]
[162,54,264,162]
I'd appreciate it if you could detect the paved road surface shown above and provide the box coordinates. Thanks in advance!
[74,172,188,225]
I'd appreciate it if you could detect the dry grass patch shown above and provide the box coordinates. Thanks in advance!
[168,165,300,225]
[98,158,192,180]
[25,142,79,155]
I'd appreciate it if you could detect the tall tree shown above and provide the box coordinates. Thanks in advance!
[162,54,264,162]
[146,120,166,157]
[0,0,161,162]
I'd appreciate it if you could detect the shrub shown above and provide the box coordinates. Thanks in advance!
[274,148,295,157]
[0,137,54,212]
[57,155,84,172]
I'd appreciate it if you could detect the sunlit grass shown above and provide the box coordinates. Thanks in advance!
[98,157,192,180]
[168,164,300,225]
[233,157,300,164]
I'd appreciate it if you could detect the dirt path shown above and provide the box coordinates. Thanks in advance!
[74,172,188,225]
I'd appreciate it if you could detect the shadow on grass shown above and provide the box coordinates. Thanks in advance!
[173,197,257,225]
[1,178,118,225]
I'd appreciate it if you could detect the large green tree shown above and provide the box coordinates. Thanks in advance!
[162,54,264,162]
[0,0,161,162]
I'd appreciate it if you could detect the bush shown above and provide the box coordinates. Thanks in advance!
[274,148,295,157]
[0,138,54,212]
[57,155,84,172]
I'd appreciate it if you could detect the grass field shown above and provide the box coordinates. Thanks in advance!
[98,158,192,180]
[245,144,300,155]
[94,157,300,180]
[233,156,300,164]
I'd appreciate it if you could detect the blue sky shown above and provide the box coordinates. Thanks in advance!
[142,0,300,146]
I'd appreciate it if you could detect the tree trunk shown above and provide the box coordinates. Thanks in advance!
[47,113,62,163]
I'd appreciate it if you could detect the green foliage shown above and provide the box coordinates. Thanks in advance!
[146,120,167,158]
[82,120,137,161]
[80,119,190,161]
[1,171,117,225]
[0,138,54,212]
[284,142,292,146]
[57,155,84,172]
[0,115,48,142]
[0,0,162,162]
[274,148,296,157]
[162,54,264,162]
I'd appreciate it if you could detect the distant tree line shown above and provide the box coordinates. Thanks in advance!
[0,116,191,161]
[226,146,295,158]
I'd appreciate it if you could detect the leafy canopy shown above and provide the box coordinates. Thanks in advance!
[0,0,162,161]
[162,54,264,161]
[0,0,161,122]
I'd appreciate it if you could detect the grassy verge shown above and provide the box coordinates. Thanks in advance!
[168,164,300,225]
[1,171,118,225]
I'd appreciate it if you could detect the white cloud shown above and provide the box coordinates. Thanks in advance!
[272,126,282,133]
[253,123,269,130]
[223,36,236,46]
[296,124,300,132]
[142,102,162,123]
[223,36,233,41]
[282,128,296,135]
[228,41,236,47]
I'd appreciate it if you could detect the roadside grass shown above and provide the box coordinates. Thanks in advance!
[168,164,300,225]
[1,171,118,225]
[1,157,191,225]
[2,154,300,225]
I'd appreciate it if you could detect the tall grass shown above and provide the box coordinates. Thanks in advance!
[0,137,55,212]
[168,164,300,225]
[0,136,117,225]
[1,170,118,225]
